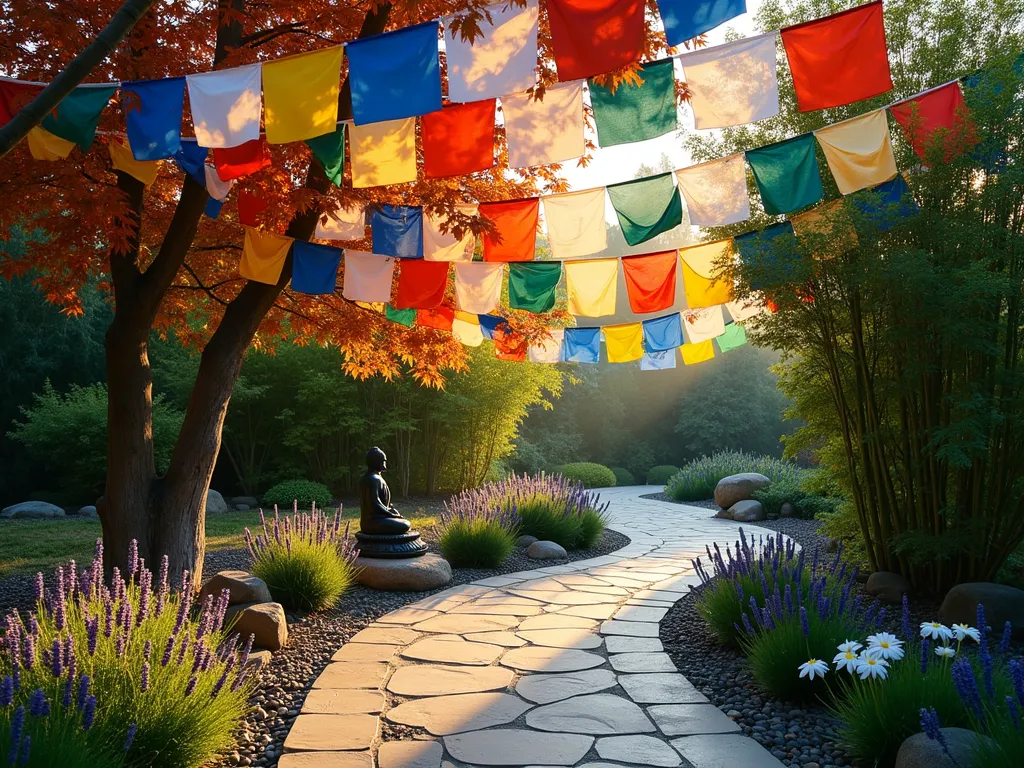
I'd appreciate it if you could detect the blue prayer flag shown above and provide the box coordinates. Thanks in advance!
[736,221,797,290]
[371,205,424,258]
[121,77,185,161]
[658,0,747,47]
[478,315,507,339]
[346,21,443,126]
[851,175,919,232]
[563,327,601,364]
[642,313,685,352]
[292,241,342,294]
[641,350,677,371]
[174,141,208,186]
[204,197,223,219]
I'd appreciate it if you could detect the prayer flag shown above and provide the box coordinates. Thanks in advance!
[726,296,763,322]
[212,139,271,181]
[683,305,726,343]
[814,110,897,195]
[890,82,971,160]
[746,133,823,215]
[417,306,456,331]
[480,199,539,262]
[343,251,396,303]
[453,317,485,346]
[121,77,184,160]
[850,174,918,231]
[659,0,746,47]
[478,314,507,339]
[238,191,269,227]
[109,138,158,186]
[528,328,565,363]
[678,33,778,130]
[292,241,342,294]
[350,117,417,188]
[501,82,584,169]
[263,48,343,143]
[604,323,644,363]
[316,204,366,241]
[607,172,683,246]
[642,313,685,352]
[174,141,208,186]
[422,100,495,178]
[395,260,450,309]
[41,85,116,151]
[563,327,601,363]
[306,124,346,186]
[589,59,677,147]
[27,127,75,161]
[641,350,677,370]
[682,339,715,364]
[371,205,424,259]
[454,262,505,314]
[546,0,646,81]
[424,203,478,262]
[241,228,293,285]
[781,1,892,112]
[445,0,539,102]
[386,304,417,327]
[621,250,678,314]
[680,239,733,308]
[493,326,528,361]
[347,22,442,125]
[565,259,617,317]
[716,323,747,353]
[187,64,262,147]
[0,80,42,127]
[509,262,562,313]
[542,189,608,259]
[675,154,750,227]
[204,164,234,201]
[205,198,224,219]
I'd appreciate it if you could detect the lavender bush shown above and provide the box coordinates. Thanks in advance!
[245,503,358,611]
[0,540,252,767]
[437,496,520,568]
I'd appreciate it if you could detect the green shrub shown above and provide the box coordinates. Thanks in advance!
[557,462,617,489]
[262,479,332,509]
[575,507,608,549]
[246,506,358,611]
[752,477,805,517]
[437,502,519,568]
[665,451,803,501]
[610,467,635,486]
[646,465,682,485]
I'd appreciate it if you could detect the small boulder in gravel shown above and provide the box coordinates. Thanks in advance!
[780,502,796,517]
[895,727,992,768]
[201,570,272,605]
[713,473,771,509]
[940,582,1024,638]
[726,499,765,523]
[713,507,731,520]
[1,501,65,519]
[244,649,274,672]
[77,505,98,518]
[527,540,568,560]
[516,535,539,548]
[206,490,229,514]
[865,571,912,604]
[356,553,452,592]
[225,602,288,651]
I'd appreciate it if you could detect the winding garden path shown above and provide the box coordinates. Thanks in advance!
[279,487,787,768]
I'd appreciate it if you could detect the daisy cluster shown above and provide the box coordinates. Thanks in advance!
[799,631,906,682]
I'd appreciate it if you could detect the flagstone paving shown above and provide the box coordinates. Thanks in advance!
[284,486,789,768]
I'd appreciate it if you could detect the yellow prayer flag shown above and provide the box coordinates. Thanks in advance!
[350,117,418,188]
[790,200,858,256]
[681,339,715,365]
[565,259,618,317]
[814,110,898,195]
[604,323,644,363]
[27,126,75,161]
[263,47,344,144]
[108,139,159,186]
[240,227,293,285]
[454,310,481,325]
[680,240,733,309]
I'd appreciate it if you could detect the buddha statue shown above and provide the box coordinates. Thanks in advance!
[355,447,427,558]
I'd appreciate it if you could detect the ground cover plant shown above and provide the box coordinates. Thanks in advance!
[665,451,803,501]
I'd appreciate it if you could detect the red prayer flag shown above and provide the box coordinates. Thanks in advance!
[480,198,539,262]
[395,260,450,309]
[212,139,272,181]
[422,100,496,178]
[0,80,43,127]
[621,250,678,314]
[493,326,527,361]
[416,306,456,330]
[237,190,269,227]
[890,82,974,161]
[546,0,646,81]
[781,1,892,112]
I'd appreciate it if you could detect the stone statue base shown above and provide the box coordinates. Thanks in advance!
[355,553,452,591]
[355,530,428,559]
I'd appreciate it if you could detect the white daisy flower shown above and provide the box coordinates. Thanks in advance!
[798,658,829,680]
[952,624,980,643]
[935,645,956,659]
[920,621,953,642]
[855,654,890,680]
[837,640,863,654]
[866,632,905,661]
[833,649,860,674]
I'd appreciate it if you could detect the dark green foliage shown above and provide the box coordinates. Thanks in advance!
[438,516,518,568]
[556,462,617,489]
[610,467,635,486]
[665,451,803,501]
[261,480,332,509]
[646,465,681,485]
[752,473,844,519]
[575,508,607,549]
[518,500,585,546]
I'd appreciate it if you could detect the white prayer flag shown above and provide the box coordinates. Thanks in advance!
[528,328,565,363]
[342,251,395,303]
[454,262,505,314]
[424,203,478,261]
[315,204,366,241]
[501,81,584,169]
[726,295,765,322]
[542,188,608,259]
[445,0,539,102]
[187,63,263,148]
[683,305,727,343]
[675,154,751,227]
[204,164,234,201]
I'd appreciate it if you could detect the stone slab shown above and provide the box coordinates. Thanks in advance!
[444,729,594,766]
[556,604,619,620]
[377,608,441,625]
[515,668,618,704]
[449,603,543,616]
[332,643,396,663]
[515,628,602,649]
[377,740,442,768]
[526,693,656,734]
[608,652,677,673]
[312,662,388,690]
[283,714,379,752]
[412,614,519,634]
[600,620,660,637]
[617,673,708,704]
[300,688,385,715]
[596,735,682,767]
[649,704,741,736]
[279,753,373,768]
[500,646,605,673]
[349,627,420,646]
[670,734,785,768]
[518,614,597,631]
[464,631,527,647]
[614,606,668,623]
[400,637,504,665]
[385,692,533,735]
[387,663,514,697]
[604,636,664,653]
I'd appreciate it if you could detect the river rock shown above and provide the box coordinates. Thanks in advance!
[713,473,771,509]
[726,499,765,523]
[516,535,539,548]
[527,540,568,560]
[233,496,259,507]
[939,582,1024,638]
[1,501,65,519]
[201,570,272,605]
[225,602,288,651]
[356,554,452,592]
[77,505,98,518]
[205,490,229,513]
[895,728,992,768]
[780,502,796,517]
[235,503,251,511]
[865,571,912,604]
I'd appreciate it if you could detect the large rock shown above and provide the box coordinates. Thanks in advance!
[77,505,98,518]
[235,504,251,511]
[713,507,731,520]
[356,554,452,592]
[1,501,65,519]
[205,490,229,514]
[726,499,765,523]
[865,571,912,604]
[201,570,272,605]
[527,540,568,560]
[895,728,992,768]
[940,582,1024,638]
[713,473,771,509]
[225,602,288,651]
[232,496,259,508]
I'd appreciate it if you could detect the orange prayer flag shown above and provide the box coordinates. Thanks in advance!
[212,138,272,181]
[621,250,678,314]
[422,100,496,178]
[395,260,450,310]
[493,326,528,361]
[416,306,455,330]
[480,198,539,262]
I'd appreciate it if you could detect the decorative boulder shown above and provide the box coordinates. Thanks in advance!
[244,649,274,672]
[939,582,1024,638]
[233,496,259,508]
[713,507,732,520]
[235,504,251,511]
[713,473,771,509]
[865,571,912,604]
[516,535,539,548]
[727,499,765,523]
[77,505,98,518]
[205,490,229,514]
[780,502,796,518]
[895,728,993,768]
[1,501,65,519]
[201,570,273,605]
[225,602,288,651]
[527,540,568,560]
[355,554,452,592]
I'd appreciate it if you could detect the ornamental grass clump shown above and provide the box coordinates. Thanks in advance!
[245,503,358,612]
[437,497,520,568]
[665,451,803,501]
[0,540,253,768]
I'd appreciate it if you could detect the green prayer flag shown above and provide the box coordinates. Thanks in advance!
[745,134,823,216]
[716,323,747,353]
[589,59,676,148]
[509,262,562,313]
[607,172,683,246]
[306,124,346,186]
[42,85,117,151]
[385,304,416,327]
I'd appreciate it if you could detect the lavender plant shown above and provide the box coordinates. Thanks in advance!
[436,497,520,568]
[0,540,252,768]
[245,503,358,611]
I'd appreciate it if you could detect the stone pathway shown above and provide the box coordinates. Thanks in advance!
[279,487,787,768]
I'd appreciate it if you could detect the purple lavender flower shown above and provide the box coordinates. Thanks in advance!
[0,676,13,706]
[33,573,44,603]
[799,607,810,638]
[86,615,99,654]
[951,657,984,720]
[128,539,139,579]
[1009,659,1024,705]
[185,676,198,697]
[999,621,1012,654]
[864,599,879,626]
[63,668,74,708]
[124,723,137,751]
[977,602,989,646]
[50,637,63,678]
[28,688,47,717]
[77,674,90,710]
[156,555,169,617]
[17,734,29,765]
[1007,696,1020,730]
[82,695,96,730]
[876,608,886,627]
[919,707,955,763]
[784,584,793,616]
[141,661,150,692]
[162,636,175,667]
[7,706,25,764]
[980,643,995,701]
[741,612,755,636]
[211,655,237,698]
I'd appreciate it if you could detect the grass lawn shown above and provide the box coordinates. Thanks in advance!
[0,497,448,579]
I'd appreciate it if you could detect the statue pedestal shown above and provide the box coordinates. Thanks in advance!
[355,553,452,592]
[355,530,428,559]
